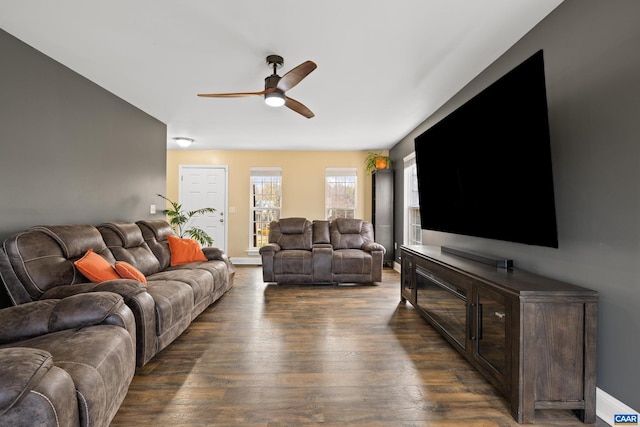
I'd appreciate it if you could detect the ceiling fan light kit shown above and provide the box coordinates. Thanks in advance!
[265,91,286,107]
[198,54,317,118]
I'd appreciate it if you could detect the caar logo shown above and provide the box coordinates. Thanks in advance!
[614,414,638,425]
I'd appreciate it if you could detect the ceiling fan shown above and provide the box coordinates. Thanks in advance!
[198,55,317,118]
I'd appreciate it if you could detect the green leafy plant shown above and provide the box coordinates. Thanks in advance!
[364,152,391,175]
[157,194,216,246]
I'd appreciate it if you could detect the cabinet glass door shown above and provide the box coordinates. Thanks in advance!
[401,254,414,303]
[475,287,507,375]
[416,267,467,349]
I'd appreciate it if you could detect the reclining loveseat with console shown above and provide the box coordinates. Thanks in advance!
[259,217,386,284]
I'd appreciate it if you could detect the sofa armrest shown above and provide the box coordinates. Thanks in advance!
[312,244,333,282]
[202,247,226,261]
[0,346,83,427]
[312,243,333,249]
[0,347,54,413]
[258,243,281,254]
[259,243,281,282]
[40,280,155,366]
[362,241,386,254]
[40,279,146,300]
[0,292,127,344]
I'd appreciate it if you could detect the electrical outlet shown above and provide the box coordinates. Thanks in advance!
[150,204,156,214]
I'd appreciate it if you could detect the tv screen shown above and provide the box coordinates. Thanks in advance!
[414,50,558,248]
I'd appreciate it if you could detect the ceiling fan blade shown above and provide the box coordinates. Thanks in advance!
[277,61,317,92]
[197,88,274,98]
[285,96,314,119]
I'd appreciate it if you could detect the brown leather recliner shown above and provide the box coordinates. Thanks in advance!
[330,218,385,283]
[259,217,385,284]
[0,292,136,427]
[259,217,316,283]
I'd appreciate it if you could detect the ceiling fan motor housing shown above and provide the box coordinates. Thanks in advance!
[264,74,281,90]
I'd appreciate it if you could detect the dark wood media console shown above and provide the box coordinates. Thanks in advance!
[400,245,598,424]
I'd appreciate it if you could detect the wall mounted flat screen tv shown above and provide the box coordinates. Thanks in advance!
[414,50,558,248]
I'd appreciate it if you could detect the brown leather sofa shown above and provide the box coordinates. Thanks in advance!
[259,217,386,284]
[0,292,136,427]
[0,219,235,367]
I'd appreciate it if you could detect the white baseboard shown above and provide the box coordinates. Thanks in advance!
[597,387,639,426]
[393,261,401,273]
[230,257,262,265]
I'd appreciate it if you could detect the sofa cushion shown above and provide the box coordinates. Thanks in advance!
[74,249,121,283]
[136,220,175,270]
[312,220,330,244]
[269,218,312,250]
[332,249,373,275]
[144,280,194,336]
[167,235,207,266]
[99,222,162,276]
[335,218,364,234]
[115,261,147,284]
[273,250,313,275]
[279,217,307,234]
[147,268,213,307]
[3,225,116,301]
[331,219,365,250]
[31,225,112,260]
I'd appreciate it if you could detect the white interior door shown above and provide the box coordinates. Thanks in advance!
[179,165,227,252]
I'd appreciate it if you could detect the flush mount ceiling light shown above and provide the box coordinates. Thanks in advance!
[264,91,286,107]
[173,137,194,148]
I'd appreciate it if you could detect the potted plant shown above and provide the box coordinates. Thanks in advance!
[364,152,391,175]
[157,194,216,246]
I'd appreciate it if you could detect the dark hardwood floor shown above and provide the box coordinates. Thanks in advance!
[111,266,606,427]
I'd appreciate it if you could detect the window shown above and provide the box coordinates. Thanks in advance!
[404,153,422,245]
[250,168,281,248]
[325,168,357,221]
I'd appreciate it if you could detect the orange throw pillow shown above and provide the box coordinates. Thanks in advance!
[74,249,121,283]
[114,261,147,285]
[167,235,207,266]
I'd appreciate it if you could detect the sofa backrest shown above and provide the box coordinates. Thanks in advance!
[2,225,115,302]
[98,222,162,276]
[136,220,175,270]
[330,218,374,249]
[312,220,330,244]
[269,217,312,250]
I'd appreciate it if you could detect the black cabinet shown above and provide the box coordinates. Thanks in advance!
[400,245,598,424]
[372,169,393,267]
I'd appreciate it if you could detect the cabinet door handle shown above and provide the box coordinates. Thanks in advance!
[469,303,476,340]
[478,303,483,340]
[494,311,506,319]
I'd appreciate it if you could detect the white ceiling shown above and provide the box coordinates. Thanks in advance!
[0,0,563,151]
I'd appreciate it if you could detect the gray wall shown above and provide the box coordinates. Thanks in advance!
[391,0,640,412]
[0,29,167,306]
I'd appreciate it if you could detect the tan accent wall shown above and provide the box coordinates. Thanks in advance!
[166,150,387,259]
